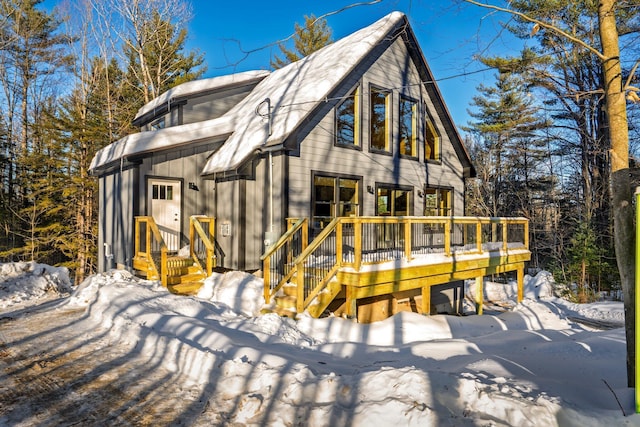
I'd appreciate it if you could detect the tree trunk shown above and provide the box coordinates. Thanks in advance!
[598,0,634,387]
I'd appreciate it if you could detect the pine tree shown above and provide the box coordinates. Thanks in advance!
[0,0,73,262]
[271,14,333,69]
[465,72,555,267]
[54,57,127,283]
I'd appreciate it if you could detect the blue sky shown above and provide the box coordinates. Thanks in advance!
[187,0,523,127]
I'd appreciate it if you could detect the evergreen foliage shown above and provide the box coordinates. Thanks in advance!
[271,14,333,69]
[466,0,639,291]
[465,73,557,267]
[0,0,204,283]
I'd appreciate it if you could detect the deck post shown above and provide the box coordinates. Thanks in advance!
[263,257,271,303]
[404,219,412,261]
[517,264,524,303]
[345,285,357,319]
[475,276,483,315]
[421,286,431,315]
[354,219,362,271]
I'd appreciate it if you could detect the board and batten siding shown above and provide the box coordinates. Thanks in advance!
[212,153,285,271]
[138,144,218,249]
[98,167,137,272]
[288,36,465,219]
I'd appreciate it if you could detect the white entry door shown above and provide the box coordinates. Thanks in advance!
[148,179,181,251]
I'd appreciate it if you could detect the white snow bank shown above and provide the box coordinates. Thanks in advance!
[197,270,265,316]
[1,267,635,426]
[0,261,72,309]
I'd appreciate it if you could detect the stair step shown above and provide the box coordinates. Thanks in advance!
[166,273,206,285]
[168,281,204,295]
[262,305,297,319]
[282,284,298,297]
[275,295,297,310]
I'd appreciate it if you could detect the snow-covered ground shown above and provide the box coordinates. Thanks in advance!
[0,263,637,426]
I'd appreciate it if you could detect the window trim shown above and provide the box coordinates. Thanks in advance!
[334,85,361,149]
[375,183,414,216]
[399,95,418,159]
[311,171,363,229]
[369,84,392,155]
[424,105,441,163]
[423,185,453,217]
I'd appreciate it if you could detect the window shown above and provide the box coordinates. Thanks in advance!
[370,87,390,152]
[377,186,412,216]
[336,86,360,146]
[313,175,360,228]
[152,184,173,200]
[424,187,451,216]
[150,117,165,131]
[425,116,440,161]
[399,97,417,157]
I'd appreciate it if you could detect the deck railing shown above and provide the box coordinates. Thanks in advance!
[261,218,308,304]
[134,216,168,286]
[263,216,529,314]
[189,216,217,277]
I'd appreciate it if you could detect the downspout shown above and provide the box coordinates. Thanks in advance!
[269,151,274,234]
[256,98,275,245]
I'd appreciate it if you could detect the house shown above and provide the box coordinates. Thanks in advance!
[90,12,529,321]
[90,11,473,270]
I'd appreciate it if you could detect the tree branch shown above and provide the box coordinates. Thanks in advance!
[463,0,607,61]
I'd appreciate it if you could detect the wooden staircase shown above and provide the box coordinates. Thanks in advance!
[270,274,344,319]
[133,254,205,295]
[133,216,216,295]
[165,256,206,295]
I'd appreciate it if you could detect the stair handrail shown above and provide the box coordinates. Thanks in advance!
[134,216,168,287]
[189,216,216,277]
[267,215,530,317]
[261,217,308,304]
[292,217,341,313]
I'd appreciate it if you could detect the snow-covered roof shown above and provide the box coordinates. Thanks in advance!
[134,70,270,122]
[200,11,407,174]
[88,115,235,171]
[89,12,407,174]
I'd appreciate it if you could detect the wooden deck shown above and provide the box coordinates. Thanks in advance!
[263,216,531,321]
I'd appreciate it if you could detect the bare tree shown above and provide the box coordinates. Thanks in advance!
[89,0,201,104]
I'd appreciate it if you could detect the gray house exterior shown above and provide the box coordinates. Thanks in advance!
[90,12,475,273]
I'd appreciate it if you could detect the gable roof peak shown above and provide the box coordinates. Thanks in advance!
[201,11,408,175]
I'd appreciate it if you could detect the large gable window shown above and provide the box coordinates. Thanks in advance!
[370,87,390,152]
[425,114,440,162]
[336,86,360,146]
[399,96,417,157]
